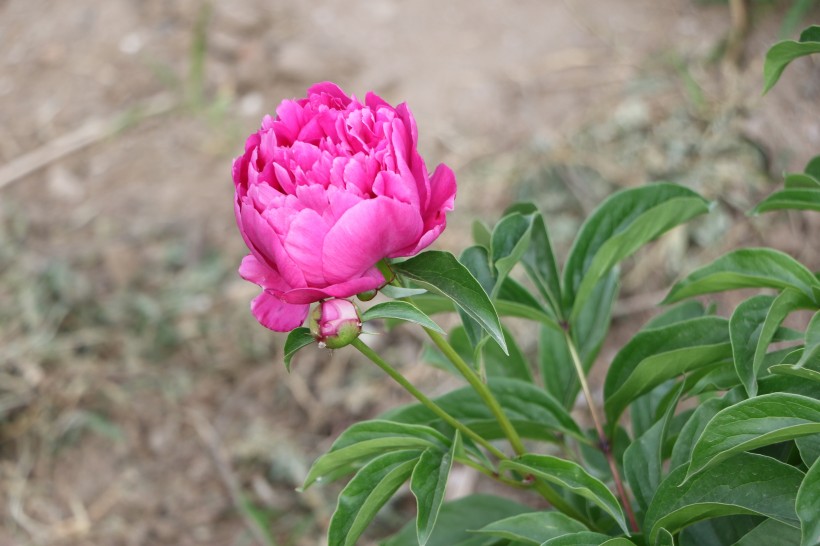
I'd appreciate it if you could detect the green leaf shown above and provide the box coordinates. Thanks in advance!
[411,432,459,545]
[751,189,820,214]
[328,450,419,546]
[798,311,820,369]
[784,173,820,189]
[685,393,820,480]
[548,271,619,409]
[457,245,497,348]
[541,532,636,546]
[664,248,820,305]
[472,220,492,249]
[644,452,804,543]
[381,494,532,546]
[393,250,507,353]
[384,378,584,443]
[603,317,732,427]
[644,300,708,330]
[624,382,684,513]
[796,433,820,467]
[303,421,449,489]
[805,154,820,180]
[669,391,743,471]
[484,326,535,383]
[796,454,820,546]
[500,454,629,534]
[731,519,801,546]
[563,183,709,319]
[679,515,762,546]
[491,212,535,297]
[284,327,314,371]
[519,208,563,315]
[752,289,817,394]
[763,25,820,93]
[730,295,776,397]
[361,301,445,334]
[630,380,678,440]
[473,511,588,545]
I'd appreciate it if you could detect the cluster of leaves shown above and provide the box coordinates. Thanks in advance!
[287,27,820,546]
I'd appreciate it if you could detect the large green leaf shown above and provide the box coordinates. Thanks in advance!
[624,382,683,513]
[685,393,820,480]
[284,327,314,371]
[798,311,820,369]
[541,533,636,546]
[303,421,449,489]
[730,295,775,397]
[644,452,804,543]
[731,519,801,546]
[500,454,629,534]
[752,189,820,214]
[784,172,820,189]
[763,25,820,93]
[384,378,584,443]
[663,248,820,305]
[603,317,732,427]
[473,511,588,545]
[669,391,743,472]
[456,245,496,348]
[381,494,532,546]
[797,456,820,546]
[643,300,709,330]
[539,324,576,408]
[411,432,459,545]
[679,516,762,546]
[490,212,535,297]
[393,250,507,353]
[563,183,709,319]
[361,301,445,334]
[328,450,419,546]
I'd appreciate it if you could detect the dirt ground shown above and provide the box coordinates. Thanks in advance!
[1,1,819,545]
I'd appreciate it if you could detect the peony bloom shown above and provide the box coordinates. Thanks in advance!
[233,82,456,331]
[309,299,362,349]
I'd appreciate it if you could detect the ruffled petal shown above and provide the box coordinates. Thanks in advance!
[250,290,309,332]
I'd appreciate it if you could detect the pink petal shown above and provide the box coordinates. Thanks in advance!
[321,197,422,284]
[250,290,309,332]
[239,254,286,292]
[283,207,329,286]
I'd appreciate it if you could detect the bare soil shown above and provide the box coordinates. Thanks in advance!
[1,1,818,545]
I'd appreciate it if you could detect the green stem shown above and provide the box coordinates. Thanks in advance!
[424,328,527,455]
[351,338,507,461]
[423,328,590,525]
[562,329,640,533]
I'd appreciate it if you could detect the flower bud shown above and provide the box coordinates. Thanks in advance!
[310,299,362,349]
[357,289,378,302]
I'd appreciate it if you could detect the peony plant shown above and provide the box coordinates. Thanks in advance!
[233,31,820,546]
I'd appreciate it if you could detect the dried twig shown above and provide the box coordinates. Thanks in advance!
[188,410,273,546]
[0,93,175,190]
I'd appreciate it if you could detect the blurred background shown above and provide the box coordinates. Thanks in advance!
[1,0,818,544]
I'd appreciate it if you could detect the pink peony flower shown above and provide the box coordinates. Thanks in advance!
[233,82,456,331]
[309,299,362,349]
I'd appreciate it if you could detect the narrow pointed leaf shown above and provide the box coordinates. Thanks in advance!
[361,301,445,334]
[490,212,535,297]
[603,317,731,427]
[456,245,496,348]
[624,382,684,512]
[472,220,492,248]
[542,533,636,546]
[393,250,507,353]
[670,391,743,471]
[797,456,820,546]
[304,421,449,489]
[484,326,534,383]
[519,207,563,314]
[763,26,820,93]
[284,327,314,371]
[805,154,820,180]
[784,172,820,189]
[730,295,775,397]
[384,378,584,443]
[644,300,708,330]
[563,183,709,318]
[664,248,820,304]
[685,393,820,480]
[731,519,801,546]
[411,432,459,545]
[644,452,804,543]
[328,450,419,546]
[751,189,820,214]
[500,454,629,534]
[473,511,588,545]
